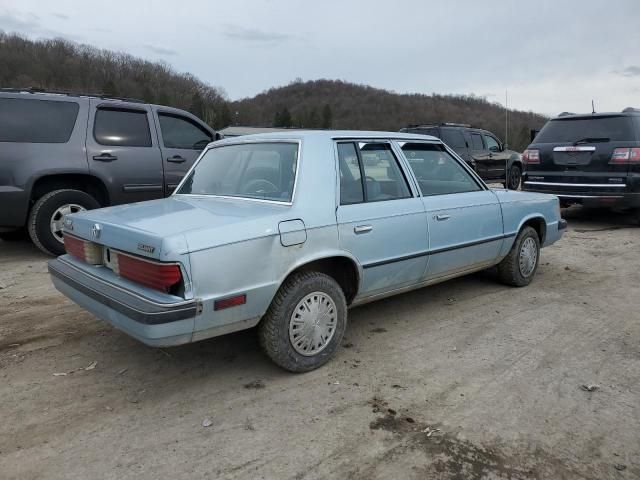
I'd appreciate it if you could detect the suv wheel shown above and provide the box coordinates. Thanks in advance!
[28,189,101,256]
[506,164,522,190]
[497,226,540,287]
[258,271,347,372]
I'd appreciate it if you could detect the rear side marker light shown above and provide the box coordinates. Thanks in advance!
[610,147,640,164]
[214,294,247,311]
[523,149,540,164]
[63,234,103,265]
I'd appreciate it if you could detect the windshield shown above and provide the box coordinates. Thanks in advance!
[177,142,298,202]
[535,116,633,143]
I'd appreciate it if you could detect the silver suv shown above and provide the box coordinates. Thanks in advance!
[0,88,220,254]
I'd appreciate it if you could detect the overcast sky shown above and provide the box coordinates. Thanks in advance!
[1,0,639,115]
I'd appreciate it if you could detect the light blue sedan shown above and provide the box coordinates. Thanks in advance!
[49,131,566,372]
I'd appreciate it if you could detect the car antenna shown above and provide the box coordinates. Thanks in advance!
[505,89,509,191]
[592,99,596,114]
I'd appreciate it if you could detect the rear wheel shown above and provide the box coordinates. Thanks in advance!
[28,189,100,256]
[258,271,347,372]
[506,164,522,190]
[497,226,540,287]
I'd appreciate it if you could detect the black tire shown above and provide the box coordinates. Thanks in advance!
[258,271,347,373]
[497,226,540,287]
[28,189,100,256]
[506,164,522,190]
[0,228,27,242]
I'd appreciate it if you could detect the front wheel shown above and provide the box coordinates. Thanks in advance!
[28,189,101,256]
[497,226,540,287]
[258,271,347,372]
[506,164,522,190]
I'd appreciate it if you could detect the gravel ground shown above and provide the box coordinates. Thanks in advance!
[0,206,639,480]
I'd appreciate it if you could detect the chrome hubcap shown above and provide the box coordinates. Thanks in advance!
[289,291,337,356]
[50,204,85,243]
[519,237,538,277]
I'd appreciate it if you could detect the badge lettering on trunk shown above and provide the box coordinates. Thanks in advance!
[137,243,155,254]
[91,223,101,239]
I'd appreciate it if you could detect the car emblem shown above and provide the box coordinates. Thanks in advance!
[63,218,74,231]
[137,243,155,254]
[91,223,102,239]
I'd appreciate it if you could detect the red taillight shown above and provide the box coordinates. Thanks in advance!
[610,147,640,164]
[523,149,540,165]
[214,294,247,311]
[63,234,102,265]
[116,252,182,293]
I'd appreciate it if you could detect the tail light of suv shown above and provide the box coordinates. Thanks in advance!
[523,149,540,165]
[610,147,640,164]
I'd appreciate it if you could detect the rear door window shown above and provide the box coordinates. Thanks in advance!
[94,108,152,147]
[0,97,79,143]
[358,142,411,202]
[399,142,482,196]
[535,116,634,143]
[158,113,212,149]
[470,133,485,150]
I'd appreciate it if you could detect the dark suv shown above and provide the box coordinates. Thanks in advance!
[0,89,220,255]
[399,123,523,189]
[522,109,640,223]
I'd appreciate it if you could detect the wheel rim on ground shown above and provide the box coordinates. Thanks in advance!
[289,291,337,356]
[50,204,85,244]
[519,237,538,277]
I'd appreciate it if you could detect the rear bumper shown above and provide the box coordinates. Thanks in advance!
[523,184,640,208]
[48,257,198,346]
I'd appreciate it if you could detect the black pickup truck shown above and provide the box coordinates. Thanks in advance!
[0,88,221,254]
[400,123,523,189]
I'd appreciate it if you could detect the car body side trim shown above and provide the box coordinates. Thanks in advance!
[524,181,626,188]
[361,233,515,269]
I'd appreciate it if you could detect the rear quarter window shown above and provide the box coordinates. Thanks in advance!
[0,97,79,143]
[535,116,634,143]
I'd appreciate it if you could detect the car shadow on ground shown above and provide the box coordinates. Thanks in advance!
[561,205,638,230]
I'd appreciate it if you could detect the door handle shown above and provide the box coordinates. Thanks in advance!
[434,214,451,221]
[166,155,186,163]
[354,225,373,234]
[93,153,117,162]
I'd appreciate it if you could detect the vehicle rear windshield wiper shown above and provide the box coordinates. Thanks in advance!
[573,137,610,145]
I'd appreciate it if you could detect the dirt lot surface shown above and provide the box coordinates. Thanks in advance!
[1,206,639,479]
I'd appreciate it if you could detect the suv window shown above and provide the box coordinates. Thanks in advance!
[0,98,79,143]
[399,142,481,196]
[440,129,466,149]
[470,133,485,150]
[158,113,212,149]
[94,108,152,147]
[483,134,500,152]
[535,116,634,143]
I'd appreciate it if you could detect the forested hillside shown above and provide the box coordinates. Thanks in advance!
[0,32,546,151]
[232,79,547,151]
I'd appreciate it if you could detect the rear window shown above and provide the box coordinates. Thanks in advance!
[440,129,466,148]
[94,108,152,147]
[0,97,79,143]
[178,142,298,202]
[535,116,634,143]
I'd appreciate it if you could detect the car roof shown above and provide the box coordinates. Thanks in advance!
[215,130,441,144]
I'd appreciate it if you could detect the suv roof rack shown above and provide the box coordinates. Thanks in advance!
[0,87,145,104]
[405,122,472,129]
